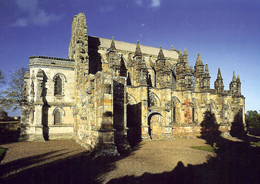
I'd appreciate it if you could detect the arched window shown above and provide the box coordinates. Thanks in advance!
[53,107,65,125]
[53,73,67,96]
[173,105,176,122]
[172,96,180,124]
[192,98,199,124]
[54,76,62,95]
[54,110,62,125]
[149,92,160,107]
[192,106,195,122]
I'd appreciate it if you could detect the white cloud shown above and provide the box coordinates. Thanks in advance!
[135,0,161,8]
[135,0,143,6]
[99,5,115,13]
[32,10,62,26]
[140,23,145,27]
[11,0,62,27]
[150,0,161,8]
[15,0,38,12]
[12,18,28,27]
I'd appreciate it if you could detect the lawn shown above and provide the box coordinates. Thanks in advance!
[190,145,215,152]
[251,141,260,147]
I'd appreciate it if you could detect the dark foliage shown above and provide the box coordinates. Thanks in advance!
[246,110,260,128]
[0,67,28,111]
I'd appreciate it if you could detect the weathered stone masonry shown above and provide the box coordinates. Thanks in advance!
[20,13,245,150]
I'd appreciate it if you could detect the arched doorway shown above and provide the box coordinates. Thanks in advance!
[148,112,162,140]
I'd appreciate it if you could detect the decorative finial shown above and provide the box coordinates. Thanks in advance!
[184,48,188,56]
[110,36,116,50]
[237,74,241,82]
[217,68,222,79]
[205,64,209,72]
[195,52,203,65]
[135,40,142,56]
[232,70,236,81]
[158,46,165,60]
[170,45,174,51]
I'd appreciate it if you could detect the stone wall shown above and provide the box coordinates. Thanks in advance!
[20,13,246,152]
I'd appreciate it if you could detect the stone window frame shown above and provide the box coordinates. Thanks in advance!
[52,107,66,125]
[192,98,199,124]
[53,73,67,97]
[209,99,216,113]
[149,92,160,108]
[172,96,180,124]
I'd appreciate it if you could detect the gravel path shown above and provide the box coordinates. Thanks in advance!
[0,138,216,184]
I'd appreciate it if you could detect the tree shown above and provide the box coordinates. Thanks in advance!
[0,70,4,84]
[0,70,5,112]
[245,110,260,128]
[0,67,28,111]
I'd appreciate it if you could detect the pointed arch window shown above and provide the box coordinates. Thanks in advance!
[192,98,199,124]
[173,104,176,122]
[172,97,180,124]
[192,105,195,122]
[53,73,67,96]
[53,108,65,125]
[54,110,62,125]
[54,76,62,95]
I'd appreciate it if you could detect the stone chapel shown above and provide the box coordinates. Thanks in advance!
[20,13,245,150]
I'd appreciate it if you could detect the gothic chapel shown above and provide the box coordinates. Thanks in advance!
[20,13,245,150]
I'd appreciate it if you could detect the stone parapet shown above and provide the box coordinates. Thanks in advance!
[29,56,75,70]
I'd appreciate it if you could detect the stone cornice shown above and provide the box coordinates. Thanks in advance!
[29,55,74,61]
[29,56,75,70]
[29,65,74,71]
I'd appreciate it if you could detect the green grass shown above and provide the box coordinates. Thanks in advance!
[0,146,6,156]
[250,141,260,147]
[190,145,215,152]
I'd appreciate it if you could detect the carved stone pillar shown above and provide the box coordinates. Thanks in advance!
[94,120,120,157]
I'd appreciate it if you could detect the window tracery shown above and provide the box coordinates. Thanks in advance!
[53,73,67,96]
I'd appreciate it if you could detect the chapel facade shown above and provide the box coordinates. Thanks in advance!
[20,13,245,149]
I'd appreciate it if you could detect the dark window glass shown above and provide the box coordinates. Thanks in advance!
[54,110,62,125]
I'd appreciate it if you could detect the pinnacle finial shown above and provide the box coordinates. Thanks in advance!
[205,64,209,73]
[179,49,182,55]
[237,74,241,83]
[158,46,165,60]
[195,52,203,65]
[217,68,222,79]
[135,40,142,56]
[184,48,188,56]
[170,45,174,51]
[110,36,116,50]
[232,70,236,81]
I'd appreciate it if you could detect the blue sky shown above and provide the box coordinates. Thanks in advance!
[0,0,260,115]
